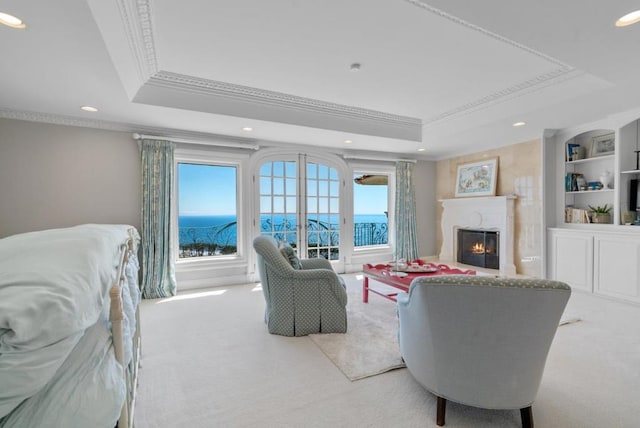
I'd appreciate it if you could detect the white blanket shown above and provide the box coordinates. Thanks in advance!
[0,224,137,418]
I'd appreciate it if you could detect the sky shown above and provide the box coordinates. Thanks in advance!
[177,163,388,216]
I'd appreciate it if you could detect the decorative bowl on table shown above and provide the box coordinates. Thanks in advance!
[403,264,439,273]
[387,260,408,271]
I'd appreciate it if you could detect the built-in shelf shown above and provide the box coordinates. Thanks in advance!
[565,154,615,165]
[566,189,614,195]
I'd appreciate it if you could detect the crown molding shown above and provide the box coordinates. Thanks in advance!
[423,68,585,126]
[404,0,573,70]
[147,71,422,128]
[0,108,258,146]
[117,0,158,82]
[119,0,420,131]
[405,0,580,127]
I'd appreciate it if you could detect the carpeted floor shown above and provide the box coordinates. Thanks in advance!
[134,273,640,428]
[308,282,405,380]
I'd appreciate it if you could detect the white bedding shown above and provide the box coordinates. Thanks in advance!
[0,224,139,420]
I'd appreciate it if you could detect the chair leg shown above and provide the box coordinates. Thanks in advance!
[520,406,533,428]
[436,396,446,426]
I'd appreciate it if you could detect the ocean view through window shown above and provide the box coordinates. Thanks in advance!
[353,173,389,247]
[177,163,390,259]
[178,163,238,258]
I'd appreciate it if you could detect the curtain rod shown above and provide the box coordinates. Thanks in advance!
[132,133,260,150]
[342,154,417,163]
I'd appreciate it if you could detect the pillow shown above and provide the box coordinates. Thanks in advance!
[278,241,302,270]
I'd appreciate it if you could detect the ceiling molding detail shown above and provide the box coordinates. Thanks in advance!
[147,71,423,127]
[423,68,586,127]
[117,0,158,81]
[405,0,573,70]
[0,108,259,146]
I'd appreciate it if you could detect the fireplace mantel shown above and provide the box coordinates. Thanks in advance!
[439,196,516,275]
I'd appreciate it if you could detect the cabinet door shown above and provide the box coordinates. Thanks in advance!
[594,235,640,303]
[549,232,593,292]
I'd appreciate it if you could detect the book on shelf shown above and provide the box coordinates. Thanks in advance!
[565,207,590,223]
[565,172,585,191]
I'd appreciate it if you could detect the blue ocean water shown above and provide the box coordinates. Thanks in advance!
[178,214,387,247]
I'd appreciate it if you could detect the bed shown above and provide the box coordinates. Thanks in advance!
[0,224,141,428]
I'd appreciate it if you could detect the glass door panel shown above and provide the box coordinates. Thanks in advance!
[259,160,298,247]
[259,157,341,265]
[306,161,340,260]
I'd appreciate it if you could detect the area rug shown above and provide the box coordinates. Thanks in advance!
[308,277,406,381]
[309,275,582,381]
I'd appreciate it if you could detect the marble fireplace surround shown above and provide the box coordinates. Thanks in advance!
[439,196,517,276]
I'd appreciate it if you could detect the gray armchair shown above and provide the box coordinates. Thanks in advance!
[397,275,571,427]
[253,235,347,337]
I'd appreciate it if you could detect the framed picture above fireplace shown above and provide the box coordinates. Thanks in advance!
[454,157,499,198]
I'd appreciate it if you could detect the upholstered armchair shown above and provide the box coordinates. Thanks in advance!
[252,235,347,337]
[397,275,571,427]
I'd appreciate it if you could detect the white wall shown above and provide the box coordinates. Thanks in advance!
[0,118,141,238]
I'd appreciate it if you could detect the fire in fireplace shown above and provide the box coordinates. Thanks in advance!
[457,229,499,269]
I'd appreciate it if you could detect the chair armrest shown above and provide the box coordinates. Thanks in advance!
[300,258,333,270]
[396,291,410,307]
[290,268,347,306]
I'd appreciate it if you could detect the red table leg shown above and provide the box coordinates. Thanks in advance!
[363,275,369,303]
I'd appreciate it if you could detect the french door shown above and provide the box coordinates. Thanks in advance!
[258,154,343,270]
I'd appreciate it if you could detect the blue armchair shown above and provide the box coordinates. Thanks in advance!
[253,235,347,337]
[397,275,571,427]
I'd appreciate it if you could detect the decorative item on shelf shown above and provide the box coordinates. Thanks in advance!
[571,146,585,160]
[587,181,603,191]
[589,133,615,157]
[599,170,612,189]
[588,204,612,224]
[566,143,580,161]
[621,209,636,225]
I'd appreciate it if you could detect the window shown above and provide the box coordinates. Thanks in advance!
[177,163,238,258]
[353,173,389,247]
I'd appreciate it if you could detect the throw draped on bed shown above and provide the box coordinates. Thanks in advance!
[140,138,177,298]
[0,224,140,427]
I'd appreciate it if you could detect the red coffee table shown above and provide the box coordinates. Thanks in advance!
[362,261,475,303]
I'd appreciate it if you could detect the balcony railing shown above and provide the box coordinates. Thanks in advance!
[178,219,388,258]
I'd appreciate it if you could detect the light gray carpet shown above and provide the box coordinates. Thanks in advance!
[134,273,639,428]
[308,278,581,382]
[308,282,405,380]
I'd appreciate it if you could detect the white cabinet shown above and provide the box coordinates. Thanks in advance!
[548,228,640,304]
[593,235,640,303]
[548,230,593,292]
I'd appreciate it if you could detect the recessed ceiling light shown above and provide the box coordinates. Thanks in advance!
[80,106,98,112]
[343,139,353,144]
[242,127,253,132]
[0,12,26,29]
[616,10,640,27]
[349,63,361,72]
[512,121,526,127]
[417,148,426,152]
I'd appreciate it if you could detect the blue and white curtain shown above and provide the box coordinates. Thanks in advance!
[140,139,177,298]
[395,161,419,261]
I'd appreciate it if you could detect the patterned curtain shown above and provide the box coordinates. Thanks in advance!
[395,161,419,261]
[140,139,177,298]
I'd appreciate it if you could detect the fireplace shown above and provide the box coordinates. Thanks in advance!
[439,195,516,275]
[457,229,499,269]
